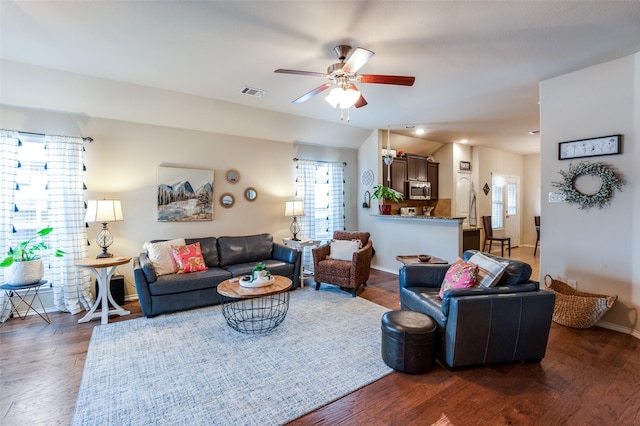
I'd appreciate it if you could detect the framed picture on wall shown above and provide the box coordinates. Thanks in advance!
[558,134,622,160]
[157,166,214,221]
[459,161,471,171]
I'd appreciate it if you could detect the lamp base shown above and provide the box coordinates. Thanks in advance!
[96,251,113,259]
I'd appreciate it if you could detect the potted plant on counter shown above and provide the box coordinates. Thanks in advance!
[372,185,404,215]
[0,227,64,285]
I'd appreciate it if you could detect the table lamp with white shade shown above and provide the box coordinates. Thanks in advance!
[84,199,124,258]
[285,200,304,241]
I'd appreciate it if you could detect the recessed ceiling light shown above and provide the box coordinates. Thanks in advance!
[415,128,425,135]
[529,130,540,135]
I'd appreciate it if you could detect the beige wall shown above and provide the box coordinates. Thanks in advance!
[0,105,357,299]
[540,52,639,337]
[522,153,541,246]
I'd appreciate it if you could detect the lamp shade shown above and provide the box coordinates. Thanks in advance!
[324,86,360,109]
[284,200,304,217]
[85,199,124,223]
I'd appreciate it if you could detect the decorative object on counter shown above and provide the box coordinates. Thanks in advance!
[244,187,258,201]
[483,183,490,196]
[397,150,406,158]
[551,161,624,210]
[285,200,305,240]
[157,166,214,222]
[372,185,404,215]
[85,199,124,258]
[1,227,64,285]
[558,134,621,160]
[459,161,471,171]
[362,190,371,208]
[225,169,240,183]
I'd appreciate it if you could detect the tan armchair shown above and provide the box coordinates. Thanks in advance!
[312,231,373,297]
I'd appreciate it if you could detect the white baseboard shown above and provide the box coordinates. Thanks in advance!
[596,320,640,340]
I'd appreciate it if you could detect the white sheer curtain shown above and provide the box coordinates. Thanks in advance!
[45,135,92,314]
[326,162,345,234]
[295,159,345,272]
[0,130,20,321]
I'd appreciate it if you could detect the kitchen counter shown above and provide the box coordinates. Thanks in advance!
[373,214,465,223]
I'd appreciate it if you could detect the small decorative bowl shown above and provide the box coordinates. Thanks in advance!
[418,254,431,263]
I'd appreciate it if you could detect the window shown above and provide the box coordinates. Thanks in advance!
[491,174,504,229]
[11,135,50,250]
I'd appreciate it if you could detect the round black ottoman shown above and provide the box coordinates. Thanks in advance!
[381,310,436,374]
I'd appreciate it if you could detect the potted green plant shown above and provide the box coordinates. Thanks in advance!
[372,185,404,215]
[1,227,64,285]
[252,262,271,282]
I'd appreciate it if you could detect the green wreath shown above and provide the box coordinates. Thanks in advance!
[552,162,624,210]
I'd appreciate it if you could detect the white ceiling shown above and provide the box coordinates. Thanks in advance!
[2,1,640,155]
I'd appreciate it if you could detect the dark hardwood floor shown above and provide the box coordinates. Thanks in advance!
[1,247,638,425]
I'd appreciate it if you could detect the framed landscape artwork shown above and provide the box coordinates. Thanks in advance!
[157,166,214,221]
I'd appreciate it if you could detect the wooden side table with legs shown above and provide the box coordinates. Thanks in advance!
[283,238,321,288]
[75,256,131,325]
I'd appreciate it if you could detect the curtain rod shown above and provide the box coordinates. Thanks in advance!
[293,157,347,166]
[5,129,93,143]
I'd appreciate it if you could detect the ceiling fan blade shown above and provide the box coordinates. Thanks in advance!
[274,69,328,78]
[292,83,332,104]
[359,74,416,86]
[342,47,374,74]
[354,94,368,109]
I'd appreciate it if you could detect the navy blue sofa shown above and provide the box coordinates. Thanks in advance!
[133,233,301,317]
[399,250,555,368]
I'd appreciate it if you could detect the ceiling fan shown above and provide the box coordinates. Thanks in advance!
[275,45,415,112]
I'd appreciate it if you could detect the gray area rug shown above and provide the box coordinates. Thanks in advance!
[72,287,392,425]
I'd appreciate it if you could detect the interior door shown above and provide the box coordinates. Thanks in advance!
[504,175,520,247]
[456,172,471,228]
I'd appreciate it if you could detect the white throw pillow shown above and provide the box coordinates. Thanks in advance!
[468,252,509,288]
[329,239,361,261]
[143,238,186,276]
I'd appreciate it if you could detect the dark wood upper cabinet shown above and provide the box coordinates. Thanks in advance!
[382,158,407,197]
[407,155,428,181]
[427,162,439,200]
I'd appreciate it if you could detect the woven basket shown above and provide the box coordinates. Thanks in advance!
[544,275,617,329]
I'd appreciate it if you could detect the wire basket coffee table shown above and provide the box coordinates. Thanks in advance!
[217,275,292,334]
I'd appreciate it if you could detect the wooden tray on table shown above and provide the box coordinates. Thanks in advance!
[395,255,449,265]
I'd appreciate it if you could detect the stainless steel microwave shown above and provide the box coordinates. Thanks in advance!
[407,181,431,200]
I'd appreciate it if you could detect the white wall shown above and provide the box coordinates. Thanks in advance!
[540,52,639,336]
[0,105,357,300]
[522,153,541,246]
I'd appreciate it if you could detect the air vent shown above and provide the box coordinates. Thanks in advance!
[239,86,266,97]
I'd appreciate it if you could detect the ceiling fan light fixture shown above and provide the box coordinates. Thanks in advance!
[324,86,360,109]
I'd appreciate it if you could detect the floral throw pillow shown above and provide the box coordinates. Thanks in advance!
[439,258,478,299]
[171,242,208,274]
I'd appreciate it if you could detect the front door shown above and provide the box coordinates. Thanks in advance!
[504,175,520,247]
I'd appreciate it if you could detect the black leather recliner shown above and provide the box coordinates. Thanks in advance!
[399,250,555,368]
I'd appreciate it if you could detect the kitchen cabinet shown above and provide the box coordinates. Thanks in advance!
[382,158,407,197]
[407,155,428,181]
[427,162,439,200]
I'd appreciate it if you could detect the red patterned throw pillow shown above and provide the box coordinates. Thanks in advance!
[438,258,478,299]
[171,242,208,274]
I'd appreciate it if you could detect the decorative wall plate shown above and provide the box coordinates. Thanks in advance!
[361,169,374,188]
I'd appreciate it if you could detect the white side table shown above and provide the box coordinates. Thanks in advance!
[282,238,321,288]
[75,256,131,325]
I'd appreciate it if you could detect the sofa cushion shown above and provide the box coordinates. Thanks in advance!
[400,286,447,328]
[439,258,478,298]
[185,237,219,267]
[224,259,294,280]
[217,234,273,267]
[462,250,532,286]
[144,238,185,275]
[468,252,508,288]
[148,267,231,296]
[172,242,208,274]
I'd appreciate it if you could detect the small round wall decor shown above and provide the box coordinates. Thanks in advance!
[552,161,624,210]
